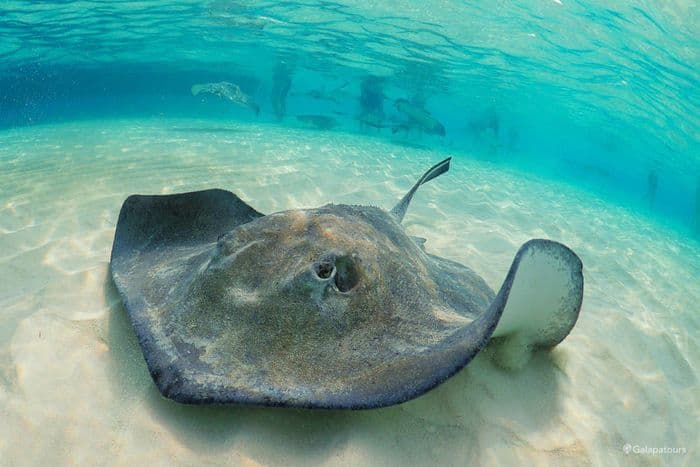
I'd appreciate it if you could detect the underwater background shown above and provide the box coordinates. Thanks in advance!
[0,1,698,466]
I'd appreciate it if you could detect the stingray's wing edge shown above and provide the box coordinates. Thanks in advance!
[108,189,266,405]
[487,239,584,369]
[385,239,583,407]
[111,188,264,261]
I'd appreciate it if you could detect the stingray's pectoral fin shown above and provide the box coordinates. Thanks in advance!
[111,189,264,261]
[485,239,583,370]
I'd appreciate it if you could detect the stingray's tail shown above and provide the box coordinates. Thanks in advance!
[390,157,451,223]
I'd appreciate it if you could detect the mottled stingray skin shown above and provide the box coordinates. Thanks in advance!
[110,160,584,409]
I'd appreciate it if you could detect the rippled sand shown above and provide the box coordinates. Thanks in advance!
[0,119,697,466]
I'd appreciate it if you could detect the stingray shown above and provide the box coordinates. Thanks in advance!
[110,158,583,409]
[191,81,260,116]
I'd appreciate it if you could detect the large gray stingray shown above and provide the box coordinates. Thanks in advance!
[110,158,583,409]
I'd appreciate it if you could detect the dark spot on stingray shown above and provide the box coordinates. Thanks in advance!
[313,253,360,292]
[334,255,360,292]
[110,157,584,409]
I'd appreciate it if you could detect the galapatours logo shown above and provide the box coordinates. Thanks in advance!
[623,443,687,455]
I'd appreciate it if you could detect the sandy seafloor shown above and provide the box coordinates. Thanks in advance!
[0,119,698,466]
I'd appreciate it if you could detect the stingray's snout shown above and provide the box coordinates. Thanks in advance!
[312,253,360,293]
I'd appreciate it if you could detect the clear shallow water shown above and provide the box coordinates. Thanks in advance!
[0,120,698,465]
[1,0,699,231]
[0,1,699,465]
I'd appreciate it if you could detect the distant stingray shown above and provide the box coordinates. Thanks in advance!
[110,158,584,409]
[191,81,260,115]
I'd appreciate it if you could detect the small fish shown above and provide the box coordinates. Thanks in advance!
[296,114,338,130]
[191,81,260,115]
[394,99,446,136]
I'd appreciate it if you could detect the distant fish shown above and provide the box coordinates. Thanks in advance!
[191,81,260,115]
[394,99,445,136]
[296,114,338,130]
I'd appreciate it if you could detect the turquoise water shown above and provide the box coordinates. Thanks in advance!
[2,0,699,233]
[1,1,699,466]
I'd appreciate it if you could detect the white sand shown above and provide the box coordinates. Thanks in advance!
[0,119,697,466]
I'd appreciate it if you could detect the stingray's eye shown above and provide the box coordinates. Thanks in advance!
[334,255,360,292]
